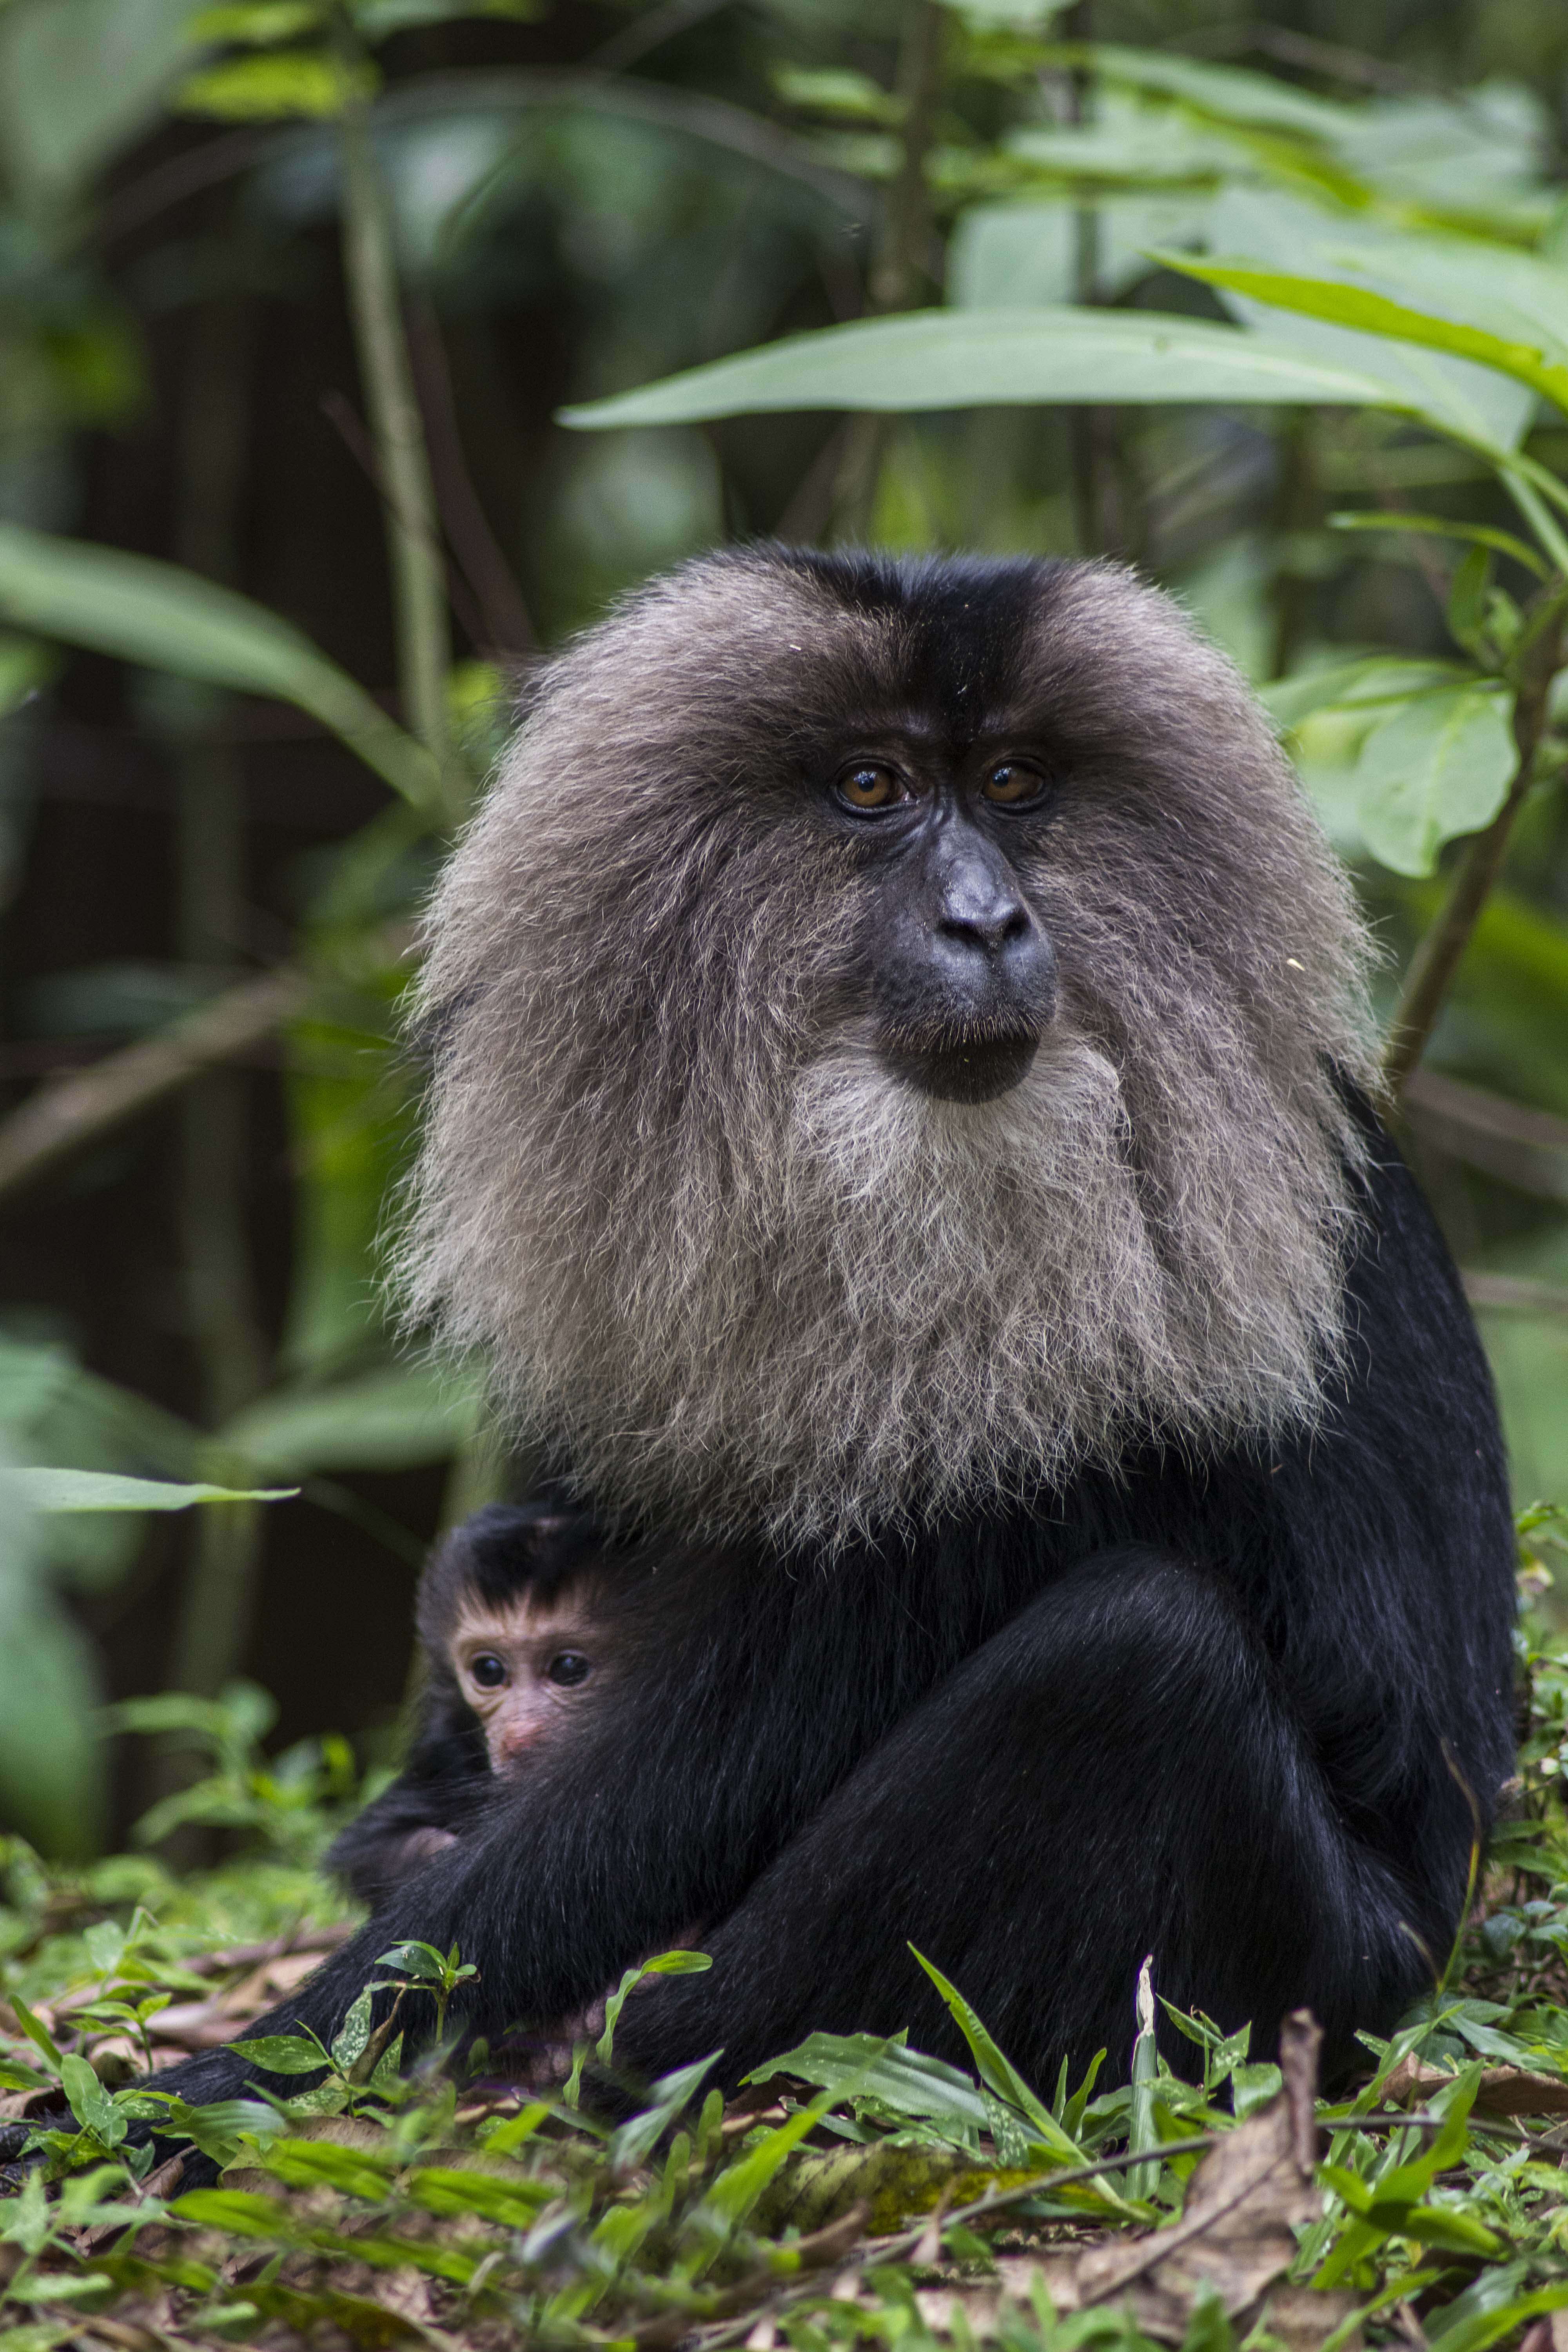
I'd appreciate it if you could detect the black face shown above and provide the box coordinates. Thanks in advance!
[828,738,1058,1103]
[547,1651,592,1687]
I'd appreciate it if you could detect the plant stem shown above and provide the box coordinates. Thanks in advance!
[829,0,946,543]
[1382,615,1565,1095]
[338,72,453,787]
[1063,0,1111,556]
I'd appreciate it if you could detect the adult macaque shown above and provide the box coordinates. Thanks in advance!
[325,1498,611,1909]
[72,550,1514,2143]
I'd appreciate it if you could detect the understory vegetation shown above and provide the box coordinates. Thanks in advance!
[2,1517,1568,2352]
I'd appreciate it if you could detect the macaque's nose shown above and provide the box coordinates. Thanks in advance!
[491,1714,546,1764]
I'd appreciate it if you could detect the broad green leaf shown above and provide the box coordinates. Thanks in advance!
[1059,42,1360,142]
[220,1365,481,1478]
[0,0,200,210]
[1353,682,1517,876]
[949,192,1212,309]
[1196,189,1540,452]
[175,46,373,118]
[1161,254,1568,422]
[60,2052,124,2145]
[0,526,440,810]
[7,1469,294,1511]
[559,309,1417,434]
[0,1537,106,1858]
[773,65,901,126]
[227,2035,331,2075]
[1263,657,1468,732]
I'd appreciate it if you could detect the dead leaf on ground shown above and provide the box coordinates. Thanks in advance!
[1381,2057,1568,2118]
[917,2013,1357,2350]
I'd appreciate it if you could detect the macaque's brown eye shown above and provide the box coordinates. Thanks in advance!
[836,763,906,812]
[548,1651,591,1687]
[470,1653,508,1689]
[981,762,1045,806]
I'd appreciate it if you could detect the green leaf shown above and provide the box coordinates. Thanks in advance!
[1197,189,1537,453]
[0,0,204,209]
[226,2035,332,2076]
[1060,41,1359,141]
[220,1365,481,1479]
[0,525,440,810]
[1262,657,1469,731]
[596,1949,711,2069]
[330,1987,374,2073]
[608,2052,722,2172]
[1327,511,1549,581]
[9,1995,63,2073]
[174,45,373,118]
[1353,680,1517,875]
[263,2136,397,2198]
[60,2053,125,2146]
[558,309,1419,435]
[375,1940,447,1981]
[7,1468,294,1512]
[186,0,321,40]
[171,2188,292,2234]
[749,2030,989,2130]
[909,1948,1084,2164]
[773,65,902,126]
[0,634,57,719]
[403,2166,554,2224]
[1158,252,1568,421]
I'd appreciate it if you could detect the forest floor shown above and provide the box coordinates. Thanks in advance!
[6,1548,1568,2352]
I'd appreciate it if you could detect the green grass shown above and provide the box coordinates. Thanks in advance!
[7,1546,1568,2352]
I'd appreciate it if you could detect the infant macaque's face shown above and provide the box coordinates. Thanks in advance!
[450,1588,600,1769]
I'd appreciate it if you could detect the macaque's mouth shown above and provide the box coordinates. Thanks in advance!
[880,1028,1041,1104]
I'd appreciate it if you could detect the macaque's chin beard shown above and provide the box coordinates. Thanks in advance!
[878,1026,1043,1105]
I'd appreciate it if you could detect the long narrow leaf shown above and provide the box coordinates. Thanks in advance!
[9,1469,296,1512]
[0,525,442,812]
[559,308,1422,433]
[1157,256,1568,420]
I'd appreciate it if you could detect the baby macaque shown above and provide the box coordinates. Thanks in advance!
[325,1495,613,1909]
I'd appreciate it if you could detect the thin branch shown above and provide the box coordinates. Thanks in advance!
[99,74,870,259]
[1463,1274,1568,1317]
[319,386,494,651]
[1382,610,1566,1094]
[405,301,535,657]
[0,968,309,1209]
[586,0,733,75]
[337,71,453,786]
[829,0,947,542]
[1404,1067,1568,1203]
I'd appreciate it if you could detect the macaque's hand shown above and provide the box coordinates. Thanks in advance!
[399,1826,460,1868]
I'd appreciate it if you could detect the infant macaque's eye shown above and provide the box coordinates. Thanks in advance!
[548,1651,591,1687]
[470,1653,508,1689]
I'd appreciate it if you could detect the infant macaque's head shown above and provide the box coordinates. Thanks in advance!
[419,1496,611,1772]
